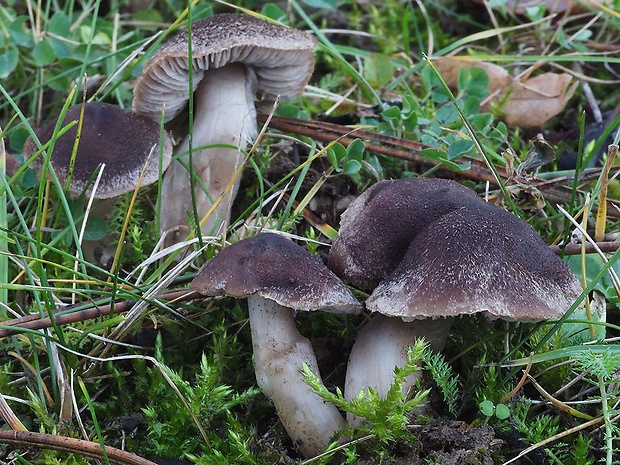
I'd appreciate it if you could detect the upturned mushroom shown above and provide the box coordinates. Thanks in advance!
[328,178,582,407]
[190,233,360,457]
[133,14,317,243]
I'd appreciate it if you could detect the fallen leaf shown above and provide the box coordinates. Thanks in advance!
[432,57,578,127]
[500,72,578,127]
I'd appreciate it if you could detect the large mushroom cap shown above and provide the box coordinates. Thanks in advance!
[133,13,317,123]
[25,102,172,199]
[367,202,583,321]
[191,233,361,314]
[328,177,482,290]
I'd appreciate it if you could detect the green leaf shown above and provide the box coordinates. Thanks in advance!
[0,47,18,79]
[495,404,510,420]
[326,147,340,172]
[83,215,108,241]
[448,139,474,159]
[381,105,402,121]
[436,104,458,125]
[9,16,34,48]
[343,159,362,175]
[421,148,470,171]
[479,400,495,417]
[31,40,56,66]
[48,11,70,36]
[365,53,395,88]
[346,139,365,161]
[261,3,287,21]
[133,8,164,23]
[47,12,71,58]
[300,0,337,9]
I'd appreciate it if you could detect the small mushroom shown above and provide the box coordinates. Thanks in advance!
[133,14,317,243]
[25,101,172,199]
[328,179,582,411]
[190,233,360,457]
[24,101,173,267]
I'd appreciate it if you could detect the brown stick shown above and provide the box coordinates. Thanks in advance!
[261,114,502,185]
[0,290,201,338]
[549,241,620,256]
[0,430,159,465]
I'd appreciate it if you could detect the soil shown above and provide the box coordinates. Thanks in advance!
[357,419,502,465]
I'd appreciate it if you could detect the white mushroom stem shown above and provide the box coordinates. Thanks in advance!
[344,315,453,425]
[247,294,347,458]
[160,63,257,244]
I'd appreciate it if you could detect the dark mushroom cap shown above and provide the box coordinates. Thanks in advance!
[367,202,583,321]
[191,233,361,314]
[25,102,172,199]
[133,13,317,123]
[328,178,482,290]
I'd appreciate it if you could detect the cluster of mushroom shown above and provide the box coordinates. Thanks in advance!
[27,13,317,253]
[190,177,582,457]
[24,11,584,460]
[327,178,583,409]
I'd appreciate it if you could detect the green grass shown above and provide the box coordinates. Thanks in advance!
[1,0,620,463]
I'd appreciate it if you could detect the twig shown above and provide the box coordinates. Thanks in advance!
[0,430,159,465]
[3,238,620,337]
[549,241,620,255]
[0,290,200,338]
[260,114,620,216]
[260,114,502,185]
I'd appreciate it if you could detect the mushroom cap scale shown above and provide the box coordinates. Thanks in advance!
[328,177,482,291]
[191,233,361,314]
[25,102,172,199]
[366,203,583,321]
[133,13,317,123]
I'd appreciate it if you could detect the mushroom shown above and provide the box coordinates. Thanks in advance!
[190,232,361,457]
[328,178,482,291]
[328,179,582,409]
[132,13,317,243]
[25,101,172,199]
[24,101,173,267]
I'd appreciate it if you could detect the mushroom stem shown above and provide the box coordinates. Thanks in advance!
[160,63,257,242]
[344,315,453,425]
[247,294,346,457]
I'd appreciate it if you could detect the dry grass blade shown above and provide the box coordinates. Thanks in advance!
[501,415,606,465]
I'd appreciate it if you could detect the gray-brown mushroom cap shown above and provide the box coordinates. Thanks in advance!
[25,102,172,199]
[132,13,317,123]
[367,202,583,321]
[328,177,482,291]
[191,232,361,314]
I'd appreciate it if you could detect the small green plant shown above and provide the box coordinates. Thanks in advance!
[137,334,262,462]
[421,350,460,417]
[303,339,429,445]
[479,399,511,421]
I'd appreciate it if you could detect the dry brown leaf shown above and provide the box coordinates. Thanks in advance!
[432,57,578,128]
[501,73,578,127]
